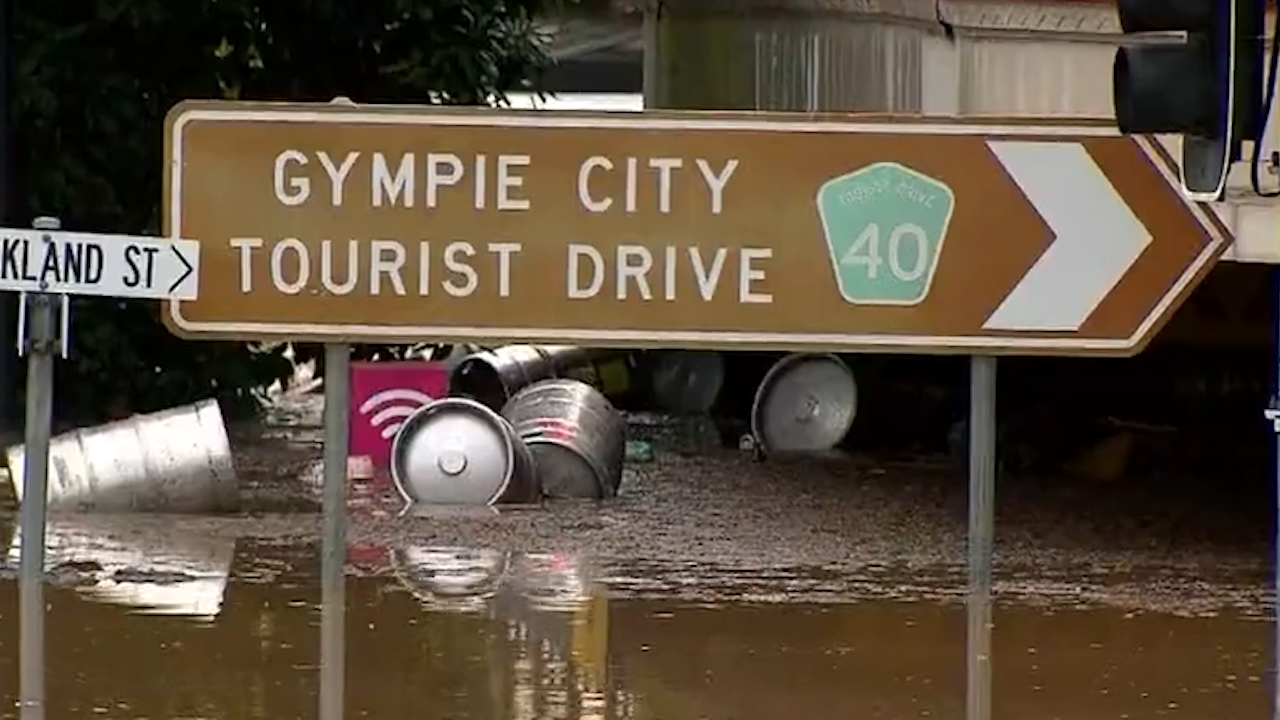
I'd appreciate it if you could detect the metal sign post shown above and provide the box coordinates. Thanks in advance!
[317,95,355,720]
[0,215,202,720]
[17,215,69,720]
[320,342,351,720]
[1263,388,1280,720]
[966,355,997,720]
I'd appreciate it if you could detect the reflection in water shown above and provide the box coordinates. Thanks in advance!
[390,546,510,614]
[513,553,594,613]
[0,538,1270,719]
[389,544,626,720]
[3,518,233,621]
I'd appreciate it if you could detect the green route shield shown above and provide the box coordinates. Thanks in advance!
[815,162,956,306]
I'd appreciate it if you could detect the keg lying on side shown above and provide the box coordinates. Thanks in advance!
[749,353,858,456]
[390,397,539,506]
[643,350,726,415]
[5,399,238,513]
[502,379,627,500]
[449,346,628,412]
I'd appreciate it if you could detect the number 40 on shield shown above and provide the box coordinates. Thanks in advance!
[816,162,956,307]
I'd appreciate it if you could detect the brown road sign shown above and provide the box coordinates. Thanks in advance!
[162,101,1230,357]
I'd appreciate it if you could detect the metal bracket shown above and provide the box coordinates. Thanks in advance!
[1263,396,1280,433]
[15,290,25,356]
[57,294,70,359]
[15,292,70,358]
[14,217,73,359]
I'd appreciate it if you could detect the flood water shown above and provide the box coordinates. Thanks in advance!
[0,518,1273,720]
[0,411,1278,720]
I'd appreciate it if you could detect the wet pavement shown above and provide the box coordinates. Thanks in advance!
[0,394,1276,719]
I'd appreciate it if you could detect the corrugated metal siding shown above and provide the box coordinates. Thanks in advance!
[752,23,925,111]
[642,1,1280,264]
[650,14,937,112]
[648,10,1122,117]
[957,37,1114,117]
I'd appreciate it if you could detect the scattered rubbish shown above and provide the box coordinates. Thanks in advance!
[560,352,635,399]
[737,432,765,461]
[347,455,376,480]
[625,440,654,463]
[1058,416,1173,481]
[450,345,626,412]
[502,378,627,500]
[947,416,1035,473]
[4,399,239,513]
[750,353,858,456]
[625,411,722,455]
[1064,430,1137,482]
[645,350,725,414]
[261,343,321,398]
[410,343,482,369]
[390,397,539,506]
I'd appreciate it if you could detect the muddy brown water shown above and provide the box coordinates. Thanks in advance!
[0,397,1276,719]
[0,461,1275,720]
[0,534,1271,720]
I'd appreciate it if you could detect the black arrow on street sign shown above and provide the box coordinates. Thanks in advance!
[169,245,194,294]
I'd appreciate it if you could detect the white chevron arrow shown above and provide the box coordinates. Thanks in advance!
[982,141,1152,332]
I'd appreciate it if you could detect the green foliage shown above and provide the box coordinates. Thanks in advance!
[14,0,568,424]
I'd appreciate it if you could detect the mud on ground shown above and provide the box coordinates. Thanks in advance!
[166,390,1275,618]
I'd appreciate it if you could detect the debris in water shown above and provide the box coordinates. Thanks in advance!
[626,440,654,463]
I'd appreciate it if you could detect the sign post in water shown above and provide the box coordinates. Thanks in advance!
[4,216,201,720]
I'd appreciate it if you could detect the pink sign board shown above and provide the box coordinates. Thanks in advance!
[350,361,450,473]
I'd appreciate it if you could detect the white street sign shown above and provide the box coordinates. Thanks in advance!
[982,141,1154,332]
[0,228,199,301]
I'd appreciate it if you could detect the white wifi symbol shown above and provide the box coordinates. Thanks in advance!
[358,388,435,440]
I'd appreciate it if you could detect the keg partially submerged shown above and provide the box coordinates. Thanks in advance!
[502,379,627,500]
[750,353,857,455]
[449,345,626,411]
[5,399,238,513]
[645,350,726,414]
[390,397,539,506]
[449,346,554,412]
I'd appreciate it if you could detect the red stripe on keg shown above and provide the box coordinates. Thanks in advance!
[522,417,579,443]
